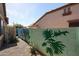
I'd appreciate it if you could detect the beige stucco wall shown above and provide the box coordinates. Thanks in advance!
[34,4,79,28]
[0,3,7,25]
[0,4,5,17]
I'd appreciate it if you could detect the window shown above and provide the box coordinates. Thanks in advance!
[68,20,79,27]
[1,19,4,34]
[0,19,3,35]
[63,7,72,16]
[69,22,79,27]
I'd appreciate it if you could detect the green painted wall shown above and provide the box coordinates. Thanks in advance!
[28,27,79,56]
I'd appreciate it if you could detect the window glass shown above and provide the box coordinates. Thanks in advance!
[1,19,4,33]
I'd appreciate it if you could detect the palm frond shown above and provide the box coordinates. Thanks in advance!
[42,29,67,55]
[42,42,47,46]
[46,47,53,56]
[51,41,65,54]
[43,29,53,39]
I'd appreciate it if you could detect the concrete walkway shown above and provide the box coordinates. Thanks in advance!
[0,38,32,56]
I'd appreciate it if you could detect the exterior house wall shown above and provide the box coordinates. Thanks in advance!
[0,3,7,34]
[0,4,5,17]
[32,4,79,28]
[0,3,8,48]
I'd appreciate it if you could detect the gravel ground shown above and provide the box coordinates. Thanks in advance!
[0,38,32,56]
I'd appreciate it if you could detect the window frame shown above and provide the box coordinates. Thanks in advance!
[63,7,72,16]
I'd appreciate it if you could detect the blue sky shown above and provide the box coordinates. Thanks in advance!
[6,3,66,26]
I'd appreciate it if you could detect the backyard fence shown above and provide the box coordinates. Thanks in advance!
[17,28,30,43]
[28,27,79,56]
[17,27,79,56]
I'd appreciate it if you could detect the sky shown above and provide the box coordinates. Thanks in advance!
[6,3,66,27]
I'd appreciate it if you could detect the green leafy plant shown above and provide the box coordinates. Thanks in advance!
[14,24,23,28]
[42,29,69,55]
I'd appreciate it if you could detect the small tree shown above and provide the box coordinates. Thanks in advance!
[42,29,69,55]
[14,24,23,28]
